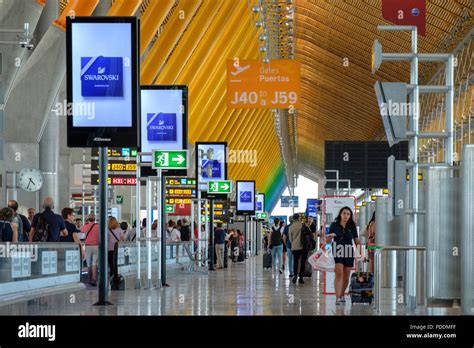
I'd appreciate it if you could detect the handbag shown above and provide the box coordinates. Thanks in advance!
[308,246,335,272]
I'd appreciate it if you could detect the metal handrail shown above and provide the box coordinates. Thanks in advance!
[375,246,426,312]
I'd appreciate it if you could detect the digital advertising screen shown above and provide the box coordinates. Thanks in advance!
[140,86,188,162]
[256,193,265,213]
[196,142,227,192]
[66,17,139,147]
[236,180,255,215]
[306,198,322,218]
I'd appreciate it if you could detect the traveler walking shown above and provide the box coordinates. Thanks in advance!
[326,206,361,305]
[282,216,293,277]
[268,218,283,274]
[280,220,287,270]
[288,213,305,284]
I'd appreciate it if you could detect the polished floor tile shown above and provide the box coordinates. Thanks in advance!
[0,255,462,316]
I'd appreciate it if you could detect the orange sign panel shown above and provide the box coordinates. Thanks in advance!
[227,59,301,109]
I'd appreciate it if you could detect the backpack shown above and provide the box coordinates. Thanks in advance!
[301,225,316,251]
[180,225,191,241]
[271,226,282,246]
[33,213,51,242]
[0,220,14,242]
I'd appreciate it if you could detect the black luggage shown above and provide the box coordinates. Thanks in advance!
[349,271,374,304]
[237,247,244,262]
[263,251,272,269]
[304,261,312,278]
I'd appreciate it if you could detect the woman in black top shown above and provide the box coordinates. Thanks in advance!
[326,206,360,305]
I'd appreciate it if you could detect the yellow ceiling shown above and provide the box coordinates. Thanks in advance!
[294,0,473,181]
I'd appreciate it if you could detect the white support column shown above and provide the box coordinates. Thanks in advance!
[145,177,152,289]
[407,27,419,310]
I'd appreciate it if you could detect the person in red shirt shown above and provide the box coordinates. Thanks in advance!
[81,214,99,286]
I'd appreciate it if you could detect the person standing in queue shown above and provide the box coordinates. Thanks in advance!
[214,222,226,269]
[108,217,124,277]
[326,206,361,305]
[8,200,30,242]
[81,214,99,286]
[27,208,36,226]
[29,197,68,242]
[0,207,19,242]
[289,213,305,284]
[60,207,81,244]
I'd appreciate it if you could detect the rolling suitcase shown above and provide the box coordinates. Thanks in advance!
[303,250,314,277]
[237,247,245,262]
[263,250,272,269]
[349,263,374,305]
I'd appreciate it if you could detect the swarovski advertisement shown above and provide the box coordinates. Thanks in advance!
[236,181,255,214]
[196,143,227,191]
[140,86,188,162]
[71,23,132,126]
[256,193,265,213]
[66,17,139,148]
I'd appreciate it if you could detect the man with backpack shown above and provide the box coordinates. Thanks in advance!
[268,217,284,274]
[8,200,30,242]
[29,197,67,242]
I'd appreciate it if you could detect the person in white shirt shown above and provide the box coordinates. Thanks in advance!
[166,220,181,241]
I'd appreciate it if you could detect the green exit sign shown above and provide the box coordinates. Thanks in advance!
[256,212,268,220]
[152,150,188,170]
[165,205,175,213]
[116,195,123,205]
[208,180,232,194]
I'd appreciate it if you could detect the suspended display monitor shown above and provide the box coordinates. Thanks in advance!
[256,193,265,213]
[140,86,188,163]
[325,141,408,189]
[236,180,256,216]
[374,81,408,147]
[66,17,139,147]
[306,198,322,218]
[195,142,228,198]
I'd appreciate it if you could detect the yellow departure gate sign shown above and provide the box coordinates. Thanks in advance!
[227,59,301,109]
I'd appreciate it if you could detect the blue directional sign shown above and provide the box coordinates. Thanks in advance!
[281,195,299,208]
